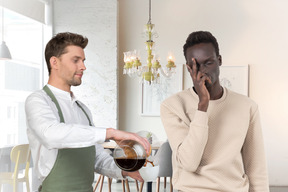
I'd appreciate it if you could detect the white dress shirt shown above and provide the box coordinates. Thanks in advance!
[25,84,122,182]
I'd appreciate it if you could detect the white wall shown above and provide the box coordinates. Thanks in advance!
[119,0,288,186]
[53,0,118,128]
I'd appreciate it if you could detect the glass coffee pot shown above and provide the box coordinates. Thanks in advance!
[113,140,148,172]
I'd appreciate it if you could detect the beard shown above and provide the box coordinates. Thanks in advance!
[67,77,82,87]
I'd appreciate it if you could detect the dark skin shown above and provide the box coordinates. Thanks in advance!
[186,43,223,112]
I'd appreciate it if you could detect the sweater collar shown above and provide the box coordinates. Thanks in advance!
[189,86,227,104]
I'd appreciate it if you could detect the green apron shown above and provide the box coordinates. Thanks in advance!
[40,85,96,192]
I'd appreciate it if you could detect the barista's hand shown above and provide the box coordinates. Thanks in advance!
[186,58,211,112]
[106,129,151,156]
[122,170,144,182]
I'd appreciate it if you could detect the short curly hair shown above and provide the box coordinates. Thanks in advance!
[183,31,220,62]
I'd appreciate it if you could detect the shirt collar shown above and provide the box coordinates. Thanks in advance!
[46,84,78,102]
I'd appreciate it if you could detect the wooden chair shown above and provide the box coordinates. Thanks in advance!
[93,146,141,192]
[0,144,31,192]
[139,182,144,192]
[93,175,112,192]
[93,175,139,192]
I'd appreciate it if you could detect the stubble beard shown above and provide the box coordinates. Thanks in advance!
[68,77,82,87]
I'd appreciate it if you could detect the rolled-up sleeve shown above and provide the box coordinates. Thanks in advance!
[94,144,123,179]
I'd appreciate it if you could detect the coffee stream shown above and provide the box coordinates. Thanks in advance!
[144,159,155,167]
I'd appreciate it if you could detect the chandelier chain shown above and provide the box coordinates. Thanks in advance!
[147,0,152,24]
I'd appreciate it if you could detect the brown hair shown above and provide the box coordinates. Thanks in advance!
[44,32,88,75]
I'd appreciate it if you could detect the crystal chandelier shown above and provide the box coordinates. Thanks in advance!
[123,0,176,85]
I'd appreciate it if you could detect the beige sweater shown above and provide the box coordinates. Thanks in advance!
[160,87,269,192]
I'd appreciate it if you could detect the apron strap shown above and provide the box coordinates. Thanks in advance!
[43,85,65,123]
[76,101,92,126]
[43,85,92,126]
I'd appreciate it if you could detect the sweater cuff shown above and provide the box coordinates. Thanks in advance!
[192,110,208,126]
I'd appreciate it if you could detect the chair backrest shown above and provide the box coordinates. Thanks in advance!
[153,141,172,177]
[10,144,31,179]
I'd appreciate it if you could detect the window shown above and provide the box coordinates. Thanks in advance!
[0,7,45,147]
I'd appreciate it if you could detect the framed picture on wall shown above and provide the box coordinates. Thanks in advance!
[219,65,249,96]
[141,64,183,116]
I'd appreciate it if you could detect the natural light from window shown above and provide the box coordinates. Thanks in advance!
[0,7,43,147]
